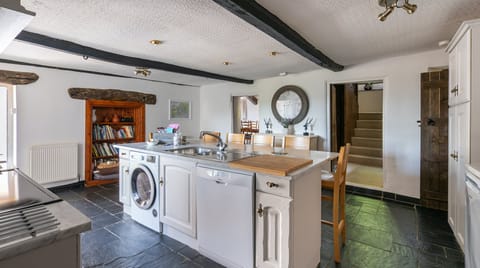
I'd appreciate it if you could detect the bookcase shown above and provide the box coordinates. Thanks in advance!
[85,99,145,187]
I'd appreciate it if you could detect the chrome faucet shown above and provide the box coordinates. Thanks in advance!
[199,131,228,151]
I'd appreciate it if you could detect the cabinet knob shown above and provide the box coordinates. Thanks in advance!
[125,169,129,174]
[257,204,264,217]
[159,177,164,186]
[266,181,279,188]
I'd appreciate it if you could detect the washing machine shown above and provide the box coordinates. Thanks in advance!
[129,150,161,232]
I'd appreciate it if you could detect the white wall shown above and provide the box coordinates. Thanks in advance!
[200,49,448,198]
[0,62,200,180]
[358,90,383,113]
[0,86,6,162]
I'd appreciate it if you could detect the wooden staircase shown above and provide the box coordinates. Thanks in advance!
[349,113,383,167]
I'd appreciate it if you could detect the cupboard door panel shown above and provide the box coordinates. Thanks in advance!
[160,157,196,237]
[448,107,457,230]
[454,102,470,251]
[448,47,457,106]
[457,30,471,104]
[256,192,291,268]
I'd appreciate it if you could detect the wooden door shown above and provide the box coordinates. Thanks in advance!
[343,83,359,145]
[160,157,196,237]
[255,192,290,268]
[420,70,449,210]
[330,84,344,152]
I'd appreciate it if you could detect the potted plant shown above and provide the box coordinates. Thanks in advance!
[280,118,295,135]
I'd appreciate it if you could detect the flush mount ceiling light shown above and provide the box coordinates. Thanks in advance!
[377,0,417,22]
[149,39,162,45]
[270,51,279,56]
[134,67,151,76]
[223,61,231,66]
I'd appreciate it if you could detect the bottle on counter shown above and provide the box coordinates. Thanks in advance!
[173,132,181,146]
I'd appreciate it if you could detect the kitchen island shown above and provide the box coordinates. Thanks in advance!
[116,142,337,268]
[0,169,91,268]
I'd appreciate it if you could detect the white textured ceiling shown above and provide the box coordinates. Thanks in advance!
[257,0,480,65]
[1,0,480,85]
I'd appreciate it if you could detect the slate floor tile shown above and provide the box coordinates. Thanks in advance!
[91,212,121,230]
[179,246,200,260]
[56,184,464,268]
[106,220,161,246]
[192,255,226,268]
[69,199,104,218]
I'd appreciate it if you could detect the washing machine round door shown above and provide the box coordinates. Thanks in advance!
[130,164,156,209]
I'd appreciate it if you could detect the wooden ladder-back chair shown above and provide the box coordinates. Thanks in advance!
[283,135,311,150]
[201,131,221,143]
[251,133,274,148]
[321,143,350,263]
[226,133,245,144]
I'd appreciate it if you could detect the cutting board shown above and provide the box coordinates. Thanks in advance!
[229,154,313,176]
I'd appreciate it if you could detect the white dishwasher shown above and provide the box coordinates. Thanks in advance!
[196,165,254,268]
[465,164,480,268]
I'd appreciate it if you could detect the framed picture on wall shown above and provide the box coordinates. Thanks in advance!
[168,99,191,120]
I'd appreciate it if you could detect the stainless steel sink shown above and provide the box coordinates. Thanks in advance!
[164,146,252,162]
[166,147,217,156]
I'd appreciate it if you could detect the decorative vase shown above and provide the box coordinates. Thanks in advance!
[287,124,295,135]
[112,114,120,123]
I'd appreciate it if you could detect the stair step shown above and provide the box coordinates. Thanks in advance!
[358,113,383,120]
[349,154,383,167]
[351,137,382,148]
[356,120,382,129]
[350,146,383,157]
[354,128,382,138]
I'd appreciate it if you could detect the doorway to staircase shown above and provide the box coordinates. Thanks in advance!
[330,81,384,189]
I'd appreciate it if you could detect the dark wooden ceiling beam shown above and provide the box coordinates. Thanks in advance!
[212,0,344,72]
[15,31,254,84]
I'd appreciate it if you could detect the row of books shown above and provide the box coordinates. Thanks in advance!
[92,143,119,158]
[93,124,135,140]
[117,126,135,139]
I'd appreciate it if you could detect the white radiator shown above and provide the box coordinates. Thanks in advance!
[29,143,79,185]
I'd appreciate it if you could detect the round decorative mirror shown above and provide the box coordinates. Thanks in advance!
[271,85,309,125]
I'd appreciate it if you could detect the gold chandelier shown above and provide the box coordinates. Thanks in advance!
[378,0,417,21]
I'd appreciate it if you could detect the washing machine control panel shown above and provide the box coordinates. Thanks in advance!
[146,155,156,163]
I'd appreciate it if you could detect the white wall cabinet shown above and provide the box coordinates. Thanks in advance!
[118,149,131,214]
[446,19,480,251]
[448,103,470,250]
[159,156,196,238]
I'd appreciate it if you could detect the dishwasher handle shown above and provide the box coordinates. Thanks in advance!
[466,179,480,197]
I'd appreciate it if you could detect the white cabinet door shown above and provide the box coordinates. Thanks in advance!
[119,158,131,207]
[256,192,291,268]
[454,102,470,251]
[448,107,457,230]
[159,156,196,238]
[449,46,458,106]
[456,29,471,105]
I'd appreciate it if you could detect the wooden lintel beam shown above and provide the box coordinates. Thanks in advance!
[68,88,157,104]
[212,0,344,72]
[0,69,38,85]
[15,31,254,84]
[246,95,258,105]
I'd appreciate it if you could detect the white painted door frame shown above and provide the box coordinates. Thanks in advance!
[325,76,387,189]
[0,83,16,169]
